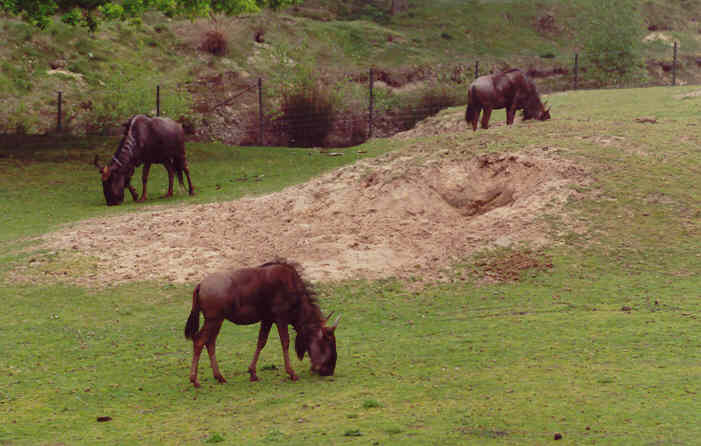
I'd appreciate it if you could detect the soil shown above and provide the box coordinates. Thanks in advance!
[22,115,589,287]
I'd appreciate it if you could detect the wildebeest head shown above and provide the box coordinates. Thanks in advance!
[523,97,551,122]
[297,313,340,376]
[93,156,126,206]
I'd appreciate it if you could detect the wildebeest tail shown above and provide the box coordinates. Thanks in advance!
[465,86,477,124]
[184,283,201,339]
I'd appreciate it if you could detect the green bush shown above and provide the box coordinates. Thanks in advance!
[98,2,123,20]
[576,0,647,86]
[60,6,83,25]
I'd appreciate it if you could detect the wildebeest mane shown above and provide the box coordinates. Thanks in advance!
[111,115,142,171]
[259,258,317,300]
[259,259,328,362]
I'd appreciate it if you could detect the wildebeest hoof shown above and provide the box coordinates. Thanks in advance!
[215,375,227,384]
[289,374,299,381]
[249,374,259,382]
[191,379,200,388]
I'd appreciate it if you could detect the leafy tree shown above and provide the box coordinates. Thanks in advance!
[0,0,301,29]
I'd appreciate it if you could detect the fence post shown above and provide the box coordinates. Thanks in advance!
[672,41,677,86]
[258,77,263,146]
[474,61,479,79]
[573,53,579,91]
[57,91,62,133]
[368,67,374,139]
[156,85,160,116]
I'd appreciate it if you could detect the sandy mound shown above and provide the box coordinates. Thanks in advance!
[27,145,586,287]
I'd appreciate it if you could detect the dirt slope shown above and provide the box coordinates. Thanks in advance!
[27,133,587,286]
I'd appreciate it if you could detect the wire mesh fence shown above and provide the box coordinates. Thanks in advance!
[10,43,701,146]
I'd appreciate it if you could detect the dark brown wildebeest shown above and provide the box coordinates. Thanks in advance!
[465,68,550,131]
[93,115,194,206]
[184,260,339,387]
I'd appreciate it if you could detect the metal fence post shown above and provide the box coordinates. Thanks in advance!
[57,91,62,133]
[156,85,160,116]
[368,68,374,139]
[573,53,579,91]
[258,77,263,146]
[672,41,677,86]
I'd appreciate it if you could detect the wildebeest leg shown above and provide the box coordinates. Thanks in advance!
[481,108,493,129]
[275,322,298,381]
[471,104,481,131]
[162,161,175,198]
[126,178,139,201]
[248,321,272,382]
[176,157,195,196]
[183,162,195,196]
[189,318,223,387]
[205,319,226,383]
[506,105,516,126]
[138,162,151,202]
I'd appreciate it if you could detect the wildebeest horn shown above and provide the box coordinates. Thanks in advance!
[331,315,341,329]
[325,311,335,321]
[93,155,103,170]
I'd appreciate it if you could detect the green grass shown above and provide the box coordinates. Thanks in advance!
[0,136,392,242]
[1,86,700,444]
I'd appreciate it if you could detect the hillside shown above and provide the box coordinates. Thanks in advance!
[1,0,701,144]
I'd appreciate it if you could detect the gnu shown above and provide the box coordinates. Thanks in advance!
[93,115,194,205]
[466,68,551,131]
[184,260,339,388]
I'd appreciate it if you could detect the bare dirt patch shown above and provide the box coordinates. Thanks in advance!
[21,141,587,287]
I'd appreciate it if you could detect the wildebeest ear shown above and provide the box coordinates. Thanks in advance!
[294,333,306,360]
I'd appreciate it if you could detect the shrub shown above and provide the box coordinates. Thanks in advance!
[61,7,83,25]
[278,85,335,147]
[98,2,124,20]
[199,30,227,56]
[576,0,646,86]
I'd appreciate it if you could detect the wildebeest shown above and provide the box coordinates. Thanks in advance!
[93,115,194,205]
[184,260,339,387]
[465,68,550,131]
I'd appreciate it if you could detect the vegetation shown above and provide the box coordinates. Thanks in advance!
[575,0,646,86]
[2,0,701,141]
[0,0,302,29]
[1,84,700,444]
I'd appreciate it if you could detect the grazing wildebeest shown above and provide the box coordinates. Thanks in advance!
[465,68,551,131]
[184,260,339,387]
[93,114,194,206]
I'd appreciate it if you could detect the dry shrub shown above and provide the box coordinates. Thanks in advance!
[277,86,336,147]
[326,108,368,147]
[199,30,227,56]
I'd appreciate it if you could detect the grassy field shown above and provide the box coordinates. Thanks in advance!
[1,85,700,445]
